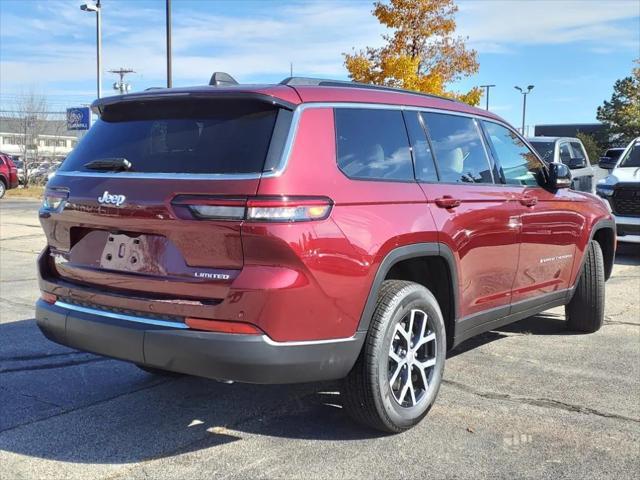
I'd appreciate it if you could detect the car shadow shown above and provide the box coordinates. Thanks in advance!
[614,242,640,266]
[0,319,383,465]
[447,312,571,359]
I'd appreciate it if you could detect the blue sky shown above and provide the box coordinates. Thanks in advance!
[0,0,638,130]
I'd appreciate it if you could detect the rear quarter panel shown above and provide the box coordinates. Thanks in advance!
[255,107,437,340]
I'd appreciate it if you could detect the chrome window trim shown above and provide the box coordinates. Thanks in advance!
[55,300,189,329]
[264,102,518,179]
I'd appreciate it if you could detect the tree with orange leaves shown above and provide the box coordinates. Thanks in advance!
[344,0,481,105]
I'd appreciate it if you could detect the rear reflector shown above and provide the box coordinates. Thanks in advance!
[41,292,57,304]
[185,317,263,335]
[172,195,332,222]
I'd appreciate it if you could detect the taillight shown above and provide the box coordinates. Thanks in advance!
[246,197,332,222]
[42,189,69,212]
[172,196,332,223]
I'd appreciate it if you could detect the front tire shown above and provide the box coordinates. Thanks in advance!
[342,280,447,433]
[0,180,6,199]
[566,240,605,333]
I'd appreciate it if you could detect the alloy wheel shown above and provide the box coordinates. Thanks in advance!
[388,308,437,408]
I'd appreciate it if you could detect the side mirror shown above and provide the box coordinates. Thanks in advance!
[598,156,616,170]
[547,162,572,190]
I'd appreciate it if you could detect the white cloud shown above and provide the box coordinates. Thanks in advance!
[457,0,639,51]
[0,0,637,101]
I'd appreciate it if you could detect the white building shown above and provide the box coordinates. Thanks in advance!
[0,116,81,161]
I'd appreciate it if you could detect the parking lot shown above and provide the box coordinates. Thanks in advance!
[0,198,638,479]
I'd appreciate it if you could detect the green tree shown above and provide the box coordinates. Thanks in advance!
[575,132,602,165]
[597,59,640,144]
[344,0,481,105]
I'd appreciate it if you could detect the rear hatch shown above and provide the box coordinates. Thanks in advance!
[41,92,294,302]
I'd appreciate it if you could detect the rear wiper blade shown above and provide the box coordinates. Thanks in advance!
[83,157,132,172]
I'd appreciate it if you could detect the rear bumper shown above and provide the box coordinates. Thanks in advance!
[36,299,364,384]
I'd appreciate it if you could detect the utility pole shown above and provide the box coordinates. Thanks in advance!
[290,62,293,77]
[80,0,102,98]
[166,0,172,88]
[515,85,535,135]
[480,84,495,111]
[110,68,135,94]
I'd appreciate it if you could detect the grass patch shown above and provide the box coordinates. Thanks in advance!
[5,185,45,200]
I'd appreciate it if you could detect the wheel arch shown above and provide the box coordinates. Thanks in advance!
[591,220,616,281]
[356,243,459,350]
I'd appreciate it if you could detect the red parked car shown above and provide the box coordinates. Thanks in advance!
[0,152,19,198]
[36,75,615,432]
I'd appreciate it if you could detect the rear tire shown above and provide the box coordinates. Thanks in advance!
[566,240,605,333]
[342,280,446,433]
[0,180,6,199]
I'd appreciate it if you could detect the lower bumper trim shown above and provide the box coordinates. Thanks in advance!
[36,300,364,384]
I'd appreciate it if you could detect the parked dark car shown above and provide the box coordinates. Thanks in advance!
[598,147,626,170]
[36,74,615,432]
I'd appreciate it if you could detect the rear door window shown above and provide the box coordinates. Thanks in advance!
[403,111,438,182]
[421,112,494,184]
[335,108,414,181]
[59,99,286,175]
[482,121,544,186]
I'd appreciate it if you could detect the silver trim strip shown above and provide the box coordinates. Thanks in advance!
[56,171,261,180]
[54,300,359,345]
[55,300,189,329]
[261,334,360,347]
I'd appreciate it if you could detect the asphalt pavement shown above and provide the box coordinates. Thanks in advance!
[0,197,638,479]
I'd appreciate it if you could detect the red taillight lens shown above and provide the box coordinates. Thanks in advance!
[185,317,263,335]
[41,292,57,304]
[172,196,332,222]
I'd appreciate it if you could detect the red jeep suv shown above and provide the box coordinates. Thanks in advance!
[36,75,615,432]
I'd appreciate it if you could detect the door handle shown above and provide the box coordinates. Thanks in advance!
[435,196,461,209]
[520,196,538,207]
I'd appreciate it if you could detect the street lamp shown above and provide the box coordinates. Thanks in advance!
[81,0,102,99]
[480,84,496,111]
[514,85,534,135]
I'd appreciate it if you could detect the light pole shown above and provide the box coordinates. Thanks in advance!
[514,85,534,135]
[480,84,495,110]
[81,0,102,99]
[166,0,172,88]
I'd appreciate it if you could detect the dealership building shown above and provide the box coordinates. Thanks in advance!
[0,116,81,160]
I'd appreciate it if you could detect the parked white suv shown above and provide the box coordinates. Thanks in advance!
[528,137,595,193]
[597,137,640,243]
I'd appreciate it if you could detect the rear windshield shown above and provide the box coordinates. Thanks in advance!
[605,149,623,159]
[528,141,555,162]
[60,99,288,175]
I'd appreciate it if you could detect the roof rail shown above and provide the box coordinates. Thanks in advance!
[209,72,239,86]
[279,76,459,103]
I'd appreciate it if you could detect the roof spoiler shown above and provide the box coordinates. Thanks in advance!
[209,72,239,86]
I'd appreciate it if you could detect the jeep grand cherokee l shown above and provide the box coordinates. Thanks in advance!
[36,74,616,433]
